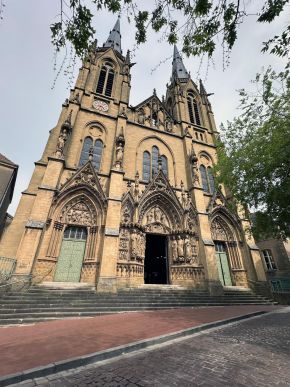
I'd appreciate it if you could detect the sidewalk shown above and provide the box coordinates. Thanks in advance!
[0,305,280,378]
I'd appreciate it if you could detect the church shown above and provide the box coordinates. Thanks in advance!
[0,19,267,294]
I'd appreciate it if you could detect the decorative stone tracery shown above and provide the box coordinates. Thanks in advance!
[117,169,202,286]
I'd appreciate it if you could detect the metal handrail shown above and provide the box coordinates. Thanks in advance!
[0,257,17,282]
[0,267,53,291]
[270,278,290,294]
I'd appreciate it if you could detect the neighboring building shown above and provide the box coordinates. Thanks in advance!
[0,20,267,293]
[257,238,290,279]
[0,154,18,240]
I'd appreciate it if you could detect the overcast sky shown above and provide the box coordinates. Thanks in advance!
[0,1,288,215]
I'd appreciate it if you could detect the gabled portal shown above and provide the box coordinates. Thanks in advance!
[144,234,168,284]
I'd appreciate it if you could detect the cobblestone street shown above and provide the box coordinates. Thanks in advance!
[16,308,290,387]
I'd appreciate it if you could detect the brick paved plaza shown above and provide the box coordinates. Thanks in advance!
[14,308,290,387]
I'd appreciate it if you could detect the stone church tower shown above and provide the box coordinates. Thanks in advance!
[0,19,267,293]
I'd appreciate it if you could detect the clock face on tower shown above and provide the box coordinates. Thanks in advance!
[93,100,109,112]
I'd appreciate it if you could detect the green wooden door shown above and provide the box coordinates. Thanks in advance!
[54,227,87,282]
[215,242,232,286]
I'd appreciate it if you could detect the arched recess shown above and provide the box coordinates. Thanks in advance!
[210,209,245,286]
[138,190,183,234]
[45,186,106,283]
[135,135,177,185]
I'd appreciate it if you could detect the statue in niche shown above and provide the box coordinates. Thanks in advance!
[177,236,184,260]
[172,237,178,263]
[131,230,138,258]
[122,207,131,223]
[152,101,158,113]
[55,128,68,157]
[147,210,154,224]
[184,235,192,262]
[161,213,167,224]
[165,119,173,133]
[154,206,162,222]
[133,172,140,199]
[115,141,124,167]
[137,109,145,125]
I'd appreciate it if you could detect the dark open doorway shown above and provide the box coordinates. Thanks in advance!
[144,234,168,284]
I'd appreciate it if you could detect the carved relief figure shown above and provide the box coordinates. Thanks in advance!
[131,229,138,259]
[137,109,145,124]
[172,237,178,263]
[177,236,184,260]
[55,128,68,157]
[115,142,124,167]
[154,206,162,222]
[184,235,192,262]
[146,210,154,223]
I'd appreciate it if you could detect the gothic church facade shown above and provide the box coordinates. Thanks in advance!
[0,19,267,293]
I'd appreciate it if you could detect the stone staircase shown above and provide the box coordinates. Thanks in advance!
[0,283,276,325]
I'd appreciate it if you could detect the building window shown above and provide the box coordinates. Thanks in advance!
[262,249,277,271]
[79,137,93,167]
[64,226,87,240]
[142,146,168,181]
[79,137,103,171]
[143,151,151,182]
[96,63,115,97]
[93,140,103,171]
[152,146,159,176]
[187,92,201,126]
[161,155,168,177]
[200,165,215,194]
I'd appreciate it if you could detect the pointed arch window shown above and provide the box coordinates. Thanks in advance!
[93,140,103,171]
[200,165,215,194]
[208,167,215,194]
[187,92,201,126]
[152,146,159,176]
[79,137,93,167]
[142,147,169,181]
[96,62,115,97]
[161,155,168,177]
[142,151,151,182]
[79,137,103,171]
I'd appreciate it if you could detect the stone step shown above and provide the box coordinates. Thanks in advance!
[0,299,274,313]
[0,298,267,306]
[0,302,274,320]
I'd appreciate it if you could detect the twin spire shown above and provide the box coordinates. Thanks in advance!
[103,17,122,53]
[103,20,190,83]
[172,45,189,81]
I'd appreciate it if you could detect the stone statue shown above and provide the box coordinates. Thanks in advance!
[137,109,145,124]
[184,235,192,262]
[172,237,178,262]
[115,142,124,167]
[177,236,184,259]
[131,230,138,258]
[147,210,154,223]
[154,206,162,222]
[55,128,68,157]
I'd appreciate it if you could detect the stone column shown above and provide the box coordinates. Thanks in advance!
[13,157,64,282]
[97,169,124,293]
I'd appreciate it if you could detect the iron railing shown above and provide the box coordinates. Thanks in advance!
[0,257,16,283]
[270,278,290,294]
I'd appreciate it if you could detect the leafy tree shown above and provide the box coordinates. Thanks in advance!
[50,0,289,60]
[215,67,290,240]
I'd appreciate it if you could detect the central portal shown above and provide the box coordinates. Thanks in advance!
[144,234,168,284]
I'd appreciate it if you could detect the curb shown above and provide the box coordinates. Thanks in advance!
[0,310,267,386]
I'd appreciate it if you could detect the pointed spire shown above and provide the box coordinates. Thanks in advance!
[125,49,131,65]
[103,17,122,53]
[172,45,189,81]
[199,79,213,109]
